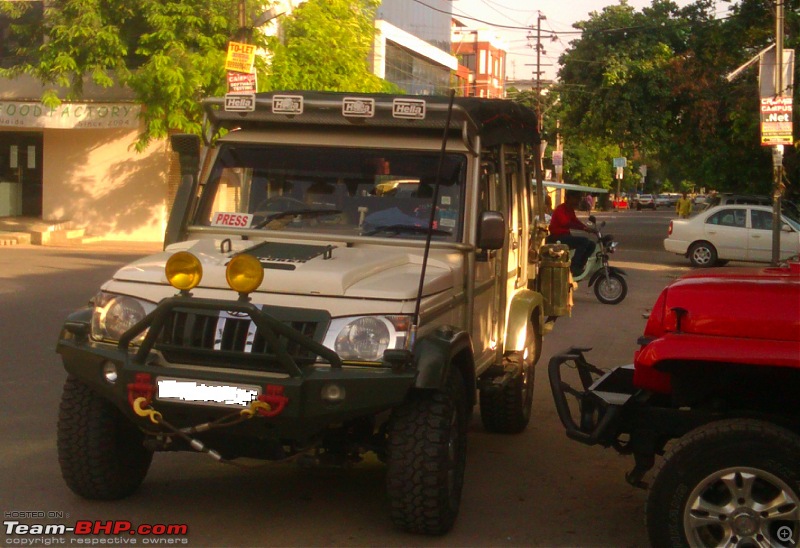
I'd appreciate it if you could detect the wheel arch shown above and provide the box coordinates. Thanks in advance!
[413,327,476,408]
[503,289,545,355]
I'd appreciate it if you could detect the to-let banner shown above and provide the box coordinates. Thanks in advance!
[225,41,256,74]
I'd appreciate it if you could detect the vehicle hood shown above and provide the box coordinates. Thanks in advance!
[112,238,457,300]
[658,261,800,342]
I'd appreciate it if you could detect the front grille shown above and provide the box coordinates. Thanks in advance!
[153,306,330,372]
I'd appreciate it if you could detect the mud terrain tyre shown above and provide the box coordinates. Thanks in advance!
[386,368,467,535]
[646,419,800,548]
[58,376,152,500]
[479,324,536,434]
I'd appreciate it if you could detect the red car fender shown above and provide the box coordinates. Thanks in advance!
[634,334,800,394]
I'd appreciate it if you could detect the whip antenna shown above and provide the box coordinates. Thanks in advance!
[409,89,457,347]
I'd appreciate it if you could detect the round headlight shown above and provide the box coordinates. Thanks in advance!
[334,317,391,361]
[165,252,203,291]
[103,296,145,339]
[226,254,264,294]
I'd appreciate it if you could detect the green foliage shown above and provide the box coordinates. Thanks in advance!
[262,0,396,93]
[0,0,397,150]
[556,0,800,196]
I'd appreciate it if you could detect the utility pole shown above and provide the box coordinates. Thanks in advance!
[536,12,546,132]
[771,0,784,266]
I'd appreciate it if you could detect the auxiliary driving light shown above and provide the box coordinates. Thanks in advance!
[226,254,264,294]
[165,251,203,291]
[321,383,346,404]
[102,361,118,384]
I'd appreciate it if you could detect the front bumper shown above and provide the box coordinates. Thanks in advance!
[547,347,637,447]
[57,296,417,443]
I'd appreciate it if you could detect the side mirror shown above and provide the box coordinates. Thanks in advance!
[782,223,793,233]
[588,215,597,224]
[477,211,505,250]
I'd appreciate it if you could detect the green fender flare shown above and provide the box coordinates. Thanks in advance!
[503,289,545,353]
[413,327,476,407]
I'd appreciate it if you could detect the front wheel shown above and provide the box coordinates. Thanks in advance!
[386,368,468,535]
[594,272,627,304]
[479,323,537,434]
[57,376,153,500]
[646,419,800,548]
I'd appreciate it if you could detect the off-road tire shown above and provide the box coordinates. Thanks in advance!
[646,419,800,548]
[479,324,536,434]
[58,376,152,500]
[688,241,718,268]
[386,368,467,535]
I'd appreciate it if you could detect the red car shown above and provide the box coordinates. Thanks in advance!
[550,261,800,547]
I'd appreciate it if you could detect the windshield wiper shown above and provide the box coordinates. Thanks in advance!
[363,224,451,237]
[253,208,342,229]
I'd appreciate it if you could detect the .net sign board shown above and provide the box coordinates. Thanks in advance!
[760,97,793,146]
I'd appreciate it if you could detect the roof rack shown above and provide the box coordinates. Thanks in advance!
[202,91,539,151]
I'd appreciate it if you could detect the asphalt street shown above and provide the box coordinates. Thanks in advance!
[0,210,694,547]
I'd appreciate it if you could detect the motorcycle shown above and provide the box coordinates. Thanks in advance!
[572,215,627,304]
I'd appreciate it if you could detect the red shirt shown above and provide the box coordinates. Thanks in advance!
[549,202,586,237]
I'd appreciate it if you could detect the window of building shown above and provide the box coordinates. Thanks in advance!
[385,42,451,95]
[461,53,476,72]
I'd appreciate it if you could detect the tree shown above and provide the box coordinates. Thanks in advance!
[0,0,396,150]
[555,0,799,195]
[262,0,396,93]
[0,0,239,150]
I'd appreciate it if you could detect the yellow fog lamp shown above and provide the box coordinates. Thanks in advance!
[226,253,264,296]
[165,251,203,292]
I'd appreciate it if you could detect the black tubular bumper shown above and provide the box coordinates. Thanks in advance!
[57,296,418,440]
[548,347,638,446]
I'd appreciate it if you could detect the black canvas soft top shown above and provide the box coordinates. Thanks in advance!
[203,90,539,147]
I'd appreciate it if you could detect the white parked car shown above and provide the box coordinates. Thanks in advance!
[664,204,800,267]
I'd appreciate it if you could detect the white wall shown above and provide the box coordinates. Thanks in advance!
[43,127,168,241]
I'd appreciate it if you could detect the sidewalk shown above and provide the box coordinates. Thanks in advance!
[0,216,162,252]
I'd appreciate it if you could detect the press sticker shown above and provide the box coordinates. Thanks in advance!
[210,212,253,228]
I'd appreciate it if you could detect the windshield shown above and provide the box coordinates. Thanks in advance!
[195,144,467,242]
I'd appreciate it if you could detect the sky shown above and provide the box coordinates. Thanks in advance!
[450,0,723,81]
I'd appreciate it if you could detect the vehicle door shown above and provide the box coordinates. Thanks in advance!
[748,208,800,262]
[471,164,501,371]
[703,208,748,260]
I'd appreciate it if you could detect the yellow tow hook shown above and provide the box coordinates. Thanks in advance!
[240,400,272,418]
[132,397,163,425]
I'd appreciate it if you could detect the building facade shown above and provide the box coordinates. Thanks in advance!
[451,20,507,98]
[373,0,457,95]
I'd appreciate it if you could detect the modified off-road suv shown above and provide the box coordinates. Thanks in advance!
[56,91,571,534]
[550,260,800,547]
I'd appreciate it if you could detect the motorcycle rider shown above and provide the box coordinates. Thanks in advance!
[547,190,596,277]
